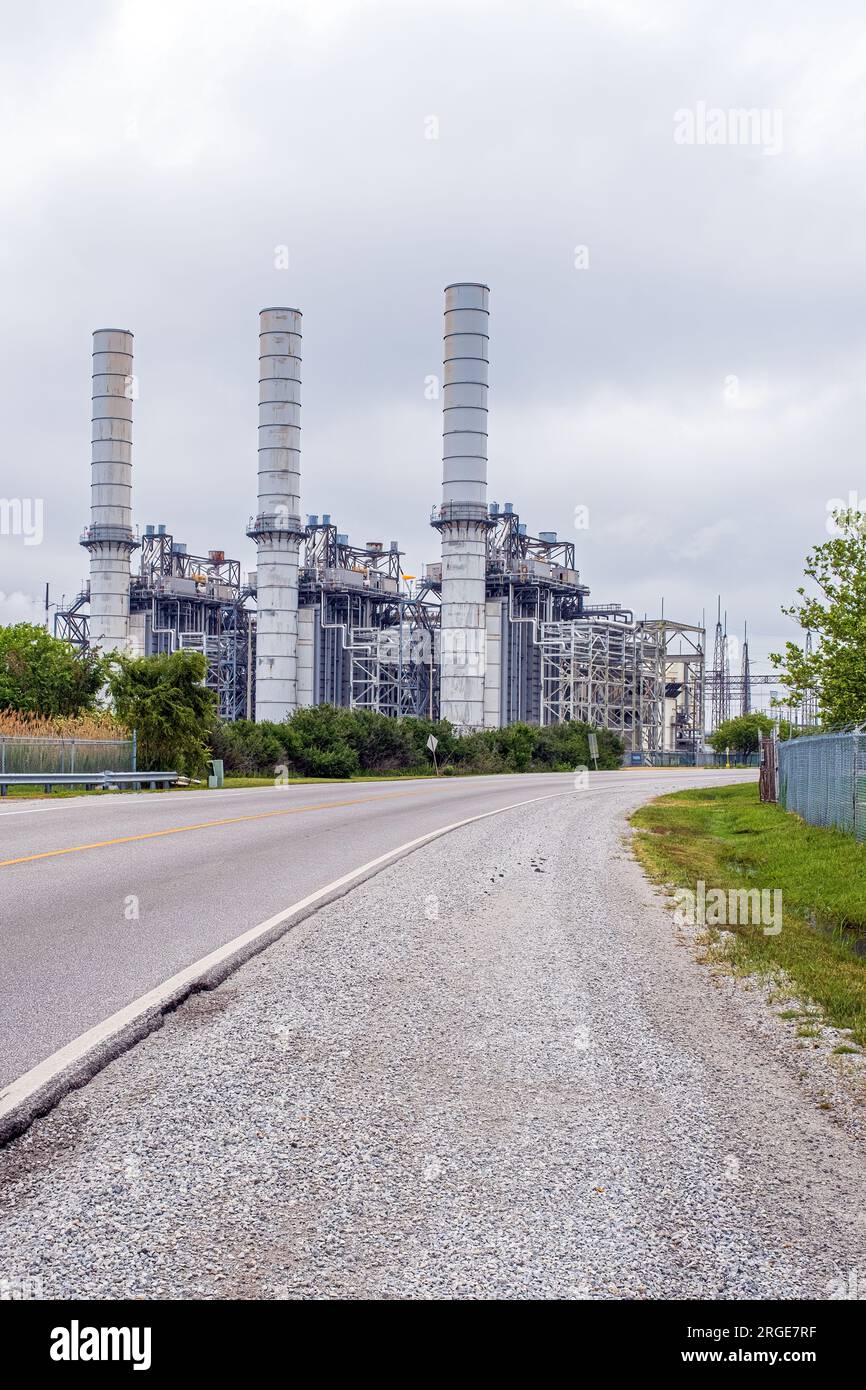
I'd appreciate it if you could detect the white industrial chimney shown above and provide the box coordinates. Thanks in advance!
[248,307,304,721]
[81,328,138,652]
[432,283,490,730]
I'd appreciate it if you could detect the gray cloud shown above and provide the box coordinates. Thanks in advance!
[1,0,864,666]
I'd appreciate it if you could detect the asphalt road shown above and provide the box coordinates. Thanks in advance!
[0,769,750,1089]
[4,761,861,1302]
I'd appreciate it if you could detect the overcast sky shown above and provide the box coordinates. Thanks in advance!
[2,0,865,671]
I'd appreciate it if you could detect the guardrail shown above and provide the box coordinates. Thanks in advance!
[0,771,179,797]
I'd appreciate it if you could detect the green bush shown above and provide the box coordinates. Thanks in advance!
[208,705,624,780]
[302,744,360,778]
[495,723,537,770]
[533,722,622,770]
[209,719,286,776]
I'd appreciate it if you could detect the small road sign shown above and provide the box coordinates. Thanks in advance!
[588,731,599,771]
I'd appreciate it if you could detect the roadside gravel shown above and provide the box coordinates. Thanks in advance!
[1,773,864,1300]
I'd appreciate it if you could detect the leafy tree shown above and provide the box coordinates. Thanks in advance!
[0,622,106,716]
[775,719,821,742]
[708,713,774,757]
[108,650,216,775]
[771,508,866,725]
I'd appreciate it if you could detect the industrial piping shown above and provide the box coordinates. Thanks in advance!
[248,307,305,721]
[81,329,138,652]
[432,283,490,730]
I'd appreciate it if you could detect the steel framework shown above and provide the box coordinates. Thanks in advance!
[55,526,252,721]
[538,618,665,756]
[348,626,435,719]
[740,621,751,716]
[709,600,730,731]
[299,518,439,720]
[54,590,90,651]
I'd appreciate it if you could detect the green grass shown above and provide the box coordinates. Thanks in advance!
[1,790,77,801]
[630,783,866,1048]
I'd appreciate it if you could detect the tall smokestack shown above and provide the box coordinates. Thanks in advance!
[432,283,490,730]
[248,307,304,721]
[81,328,138,652]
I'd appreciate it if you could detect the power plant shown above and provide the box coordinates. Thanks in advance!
[55,284,706,761]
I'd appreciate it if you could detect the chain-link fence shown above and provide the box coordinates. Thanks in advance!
[0,735,135,776]
[777,729,866,840]
[643,752,761,768]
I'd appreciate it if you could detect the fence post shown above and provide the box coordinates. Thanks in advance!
[132,728,137,774]
[759,735,777,803]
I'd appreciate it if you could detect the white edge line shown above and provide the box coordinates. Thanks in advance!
[0,785,579,1143]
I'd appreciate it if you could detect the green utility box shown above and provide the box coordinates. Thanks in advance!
[208,758,225,789]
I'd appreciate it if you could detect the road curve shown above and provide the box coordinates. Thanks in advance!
[2,763,862,1301]
[1,769,748,1090]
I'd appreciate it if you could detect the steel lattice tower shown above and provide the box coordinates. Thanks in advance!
[740,621,751,716]
[710,598,728,730]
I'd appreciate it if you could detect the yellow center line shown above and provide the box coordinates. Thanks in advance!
[0,790,428,869]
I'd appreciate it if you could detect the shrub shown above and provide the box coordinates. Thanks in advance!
[301,744,360,779]
[206,705,624,779]
[209,720,286,776]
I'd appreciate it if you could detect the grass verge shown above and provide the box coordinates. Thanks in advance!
[630,783,866,1048]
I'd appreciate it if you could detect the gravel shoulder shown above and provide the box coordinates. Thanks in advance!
[1,775,865,1300]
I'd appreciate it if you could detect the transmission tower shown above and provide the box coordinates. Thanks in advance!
[723,611,731,723]
[740,620,751,716]
[802,629,818,727]
[710,598,728,730]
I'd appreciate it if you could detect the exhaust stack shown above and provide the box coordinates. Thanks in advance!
[248,308,304,721]
[81,328,138,652]
[431,282,490,730]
